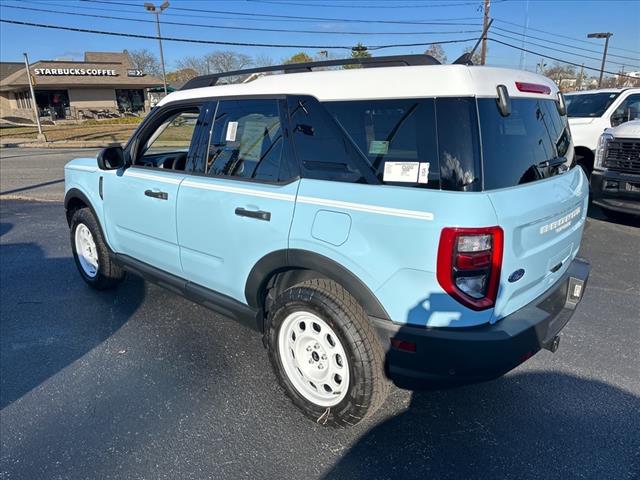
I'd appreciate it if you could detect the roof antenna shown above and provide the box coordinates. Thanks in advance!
[453,18,494,65]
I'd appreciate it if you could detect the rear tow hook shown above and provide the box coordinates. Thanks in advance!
[543,335,561,353]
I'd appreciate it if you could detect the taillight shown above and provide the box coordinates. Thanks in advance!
[437,227,504,311]
[515,81,551,95]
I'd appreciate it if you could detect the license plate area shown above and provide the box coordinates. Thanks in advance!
[565,276,585,309]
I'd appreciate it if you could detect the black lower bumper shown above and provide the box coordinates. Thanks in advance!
[372,257,591,389]
[590,170,640,216]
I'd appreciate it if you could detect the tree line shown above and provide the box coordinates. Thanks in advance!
[129,45,638,91]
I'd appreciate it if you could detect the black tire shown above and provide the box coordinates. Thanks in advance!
[601,208,640,225]
[70,208,125,289]
[266,279,389,427]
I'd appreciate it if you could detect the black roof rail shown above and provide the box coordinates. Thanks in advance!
[180,54,440,91]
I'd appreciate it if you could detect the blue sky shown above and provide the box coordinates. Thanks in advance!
[1,0,638,76]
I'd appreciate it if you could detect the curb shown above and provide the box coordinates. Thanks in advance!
[0,141,124,149]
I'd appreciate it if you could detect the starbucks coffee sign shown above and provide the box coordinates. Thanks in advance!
[34,68,118,76]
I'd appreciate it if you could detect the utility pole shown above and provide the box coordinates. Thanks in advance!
[22,52,45,141]
[587,32,613,88]
[578,64,584,90]
[145,2,170,95]
[537,57,546,74]
[480,0,491,65]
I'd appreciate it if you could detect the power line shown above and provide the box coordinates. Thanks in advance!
[244,0,500,8]
[78,0,482,26]
[0,18,478,50]
[488,37,639,80]
[491,31,640,69]
[493,17,640,54]
[493,25,640,62]
[0,4,483,37]
[23,0,480,25]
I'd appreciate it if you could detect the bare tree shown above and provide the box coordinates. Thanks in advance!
[205,51,253,75]
[462,46,483,65]
[544,62,576,82]
[424,44,447,64]
[253,54,275,68]
[128,49,160,75]
[176,51,253,83]
[175,56,208,75]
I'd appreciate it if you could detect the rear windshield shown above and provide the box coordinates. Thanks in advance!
[478,98,573,190]
[565,92,620,117]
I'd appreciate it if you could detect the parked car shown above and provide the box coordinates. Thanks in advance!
[565,88,640,177]
[64,55,590,427]
[590,120,640,220]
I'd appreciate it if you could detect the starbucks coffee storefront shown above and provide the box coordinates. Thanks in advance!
[0,51,162,121]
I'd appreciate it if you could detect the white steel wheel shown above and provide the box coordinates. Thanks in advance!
[278,310,350,407]
[74,223,99,278]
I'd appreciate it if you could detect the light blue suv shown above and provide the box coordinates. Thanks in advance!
[64,55,590,426]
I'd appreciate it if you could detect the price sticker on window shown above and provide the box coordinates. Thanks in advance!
[226,121,238,142]
[383,162,419,183]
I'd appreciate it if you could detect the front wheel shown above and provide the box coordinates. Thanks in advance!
[266,279,389,427]
[70,208,125,289]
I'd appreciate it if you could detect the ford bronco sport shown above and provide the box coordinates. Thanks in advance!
[64,54,590,427]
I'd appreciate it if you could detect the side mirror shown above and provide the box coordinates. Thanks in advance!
[97,145,125,170]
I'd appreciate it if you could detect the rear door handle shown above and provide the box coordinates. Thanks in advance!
[235,207,271,221]
[145,189,168,200]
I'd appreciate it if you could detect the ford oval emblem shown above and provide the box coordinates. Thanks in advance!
[508,269,525,283]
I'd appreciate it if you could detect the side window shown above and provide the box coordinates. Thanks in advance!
[611,94,640,127]
[435,98,481,191]
[136,106,201,171]
[287,96,378,184]
[325,99,439,189]
[206,99,286,182]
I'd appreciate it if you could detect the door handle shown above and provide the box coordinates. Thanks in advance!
[144,189,168,200]
[235,207,271,221]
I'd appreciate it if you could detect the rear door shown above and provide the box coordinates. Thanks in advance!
[477,97,589,320]
[176,97,299,303]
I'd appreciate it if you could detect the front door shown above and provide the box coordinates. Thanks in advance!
[103,103,205,277]
[177,98,299,303]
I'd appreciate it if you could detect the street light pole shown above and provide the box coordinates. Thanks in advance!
[145,2,169,95]
[22,52,45,141]
[587,32,613,88]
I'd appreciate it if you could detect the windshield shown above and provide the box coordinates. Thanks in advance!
[565,92,620,117]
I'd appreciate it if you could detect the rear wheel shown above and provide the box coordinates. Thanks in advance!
[70,208,125,289]
[266,279,389,427]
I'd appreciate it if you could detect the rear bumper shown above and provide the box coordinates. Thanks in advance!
[590,170,640,215]
[372,257,591,389]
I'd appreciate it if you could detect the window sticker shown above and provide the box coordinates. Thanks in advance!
[369,140,389,155]
[418,162,430,184]
[225,121,238,142]
[383,161,419,183]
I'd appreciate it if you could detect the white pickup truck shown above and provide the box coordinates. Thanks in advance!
[590,120,640,220]
[565,88,640,178]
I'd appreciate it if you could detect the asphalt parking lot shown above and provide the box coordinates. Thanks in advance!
[1,149,639,479]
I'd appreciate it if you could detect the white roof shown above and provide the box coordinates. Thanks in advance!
[159,65,559,106]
